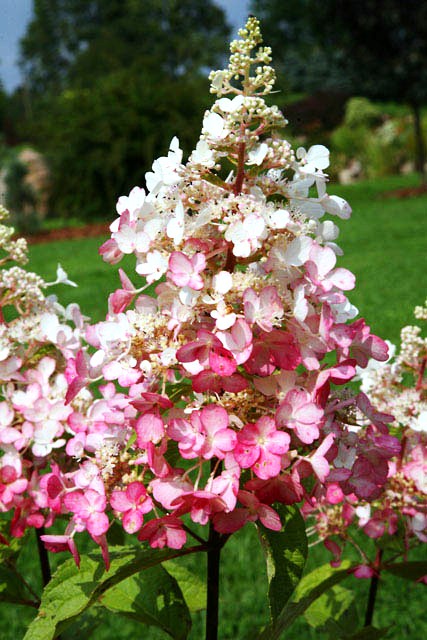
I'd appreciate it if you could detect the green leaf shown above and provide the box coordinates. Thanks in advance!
[0,564,38,607]
[24,544,202,640]
[255,561,356,640]
[0,528,39,608]
[344,625,391,639]
[100,565,191,639]
[304,584,355,629]
[383,561,427,581]
[292,561,353,602]
[61,605,105,639]
[106,521,126,547]
[376,532,405,554]
[202,172,228,188]
[163,560,206,613]
[167,381,193,403]
[164,439,182,469]
[256,504,307,622]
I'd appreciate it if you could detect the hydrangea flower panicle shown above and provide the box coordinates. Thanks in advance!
[0,20,404,571]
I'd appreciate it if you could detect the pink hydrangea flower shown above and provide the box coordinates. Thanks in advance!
[64,489,109,538]
[276,388,324,444]
[110,482,153,533]
[138,515,187,549]
[167,251,206,290]
[235,417,290,479]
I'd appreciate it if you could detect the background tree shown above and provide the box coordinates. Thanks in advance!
[18,0,230,219]
[252,0,427,182]
[20,0,230,93]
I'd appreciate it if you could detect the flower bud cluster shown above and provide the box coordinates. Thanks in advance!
[0,205,28,266]
[209,16,275,96]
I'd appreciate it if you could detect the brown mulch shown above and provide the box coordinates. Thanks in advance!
[380,184,427,199]
[22,222,110,245]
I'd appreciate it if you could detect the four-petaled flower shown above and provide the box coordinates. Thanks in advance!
[110,482,153,533]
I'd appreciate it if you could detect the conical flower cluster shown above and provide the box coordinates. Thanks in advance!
[0,19,401,568]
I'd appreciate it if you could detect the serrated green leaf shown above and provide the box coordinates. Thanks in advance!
[304,584,355,629]
[344,625,391,639]
[24,544,202,640]
[60,604,105,639]
[100,565,191,639]
[293,561,353,602]
[383,560,427,581]
[163,560,206,613]
[256,504,307,622]
[255,561,356,640]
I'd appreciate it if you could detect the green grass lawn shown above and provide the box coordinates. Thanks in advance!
[2,173,426,639]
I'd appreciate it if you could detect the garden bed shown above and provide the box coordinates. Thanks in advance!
[22,221,109,244]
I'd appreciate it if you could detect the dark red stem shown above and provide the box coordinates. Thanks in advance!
[416,355,426,391]
[233,141,246,195]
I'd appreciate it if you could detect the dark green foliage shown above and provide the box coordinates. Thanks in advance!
[36,71,211,219]
[17,0,230,220]
[20,0,230,94]
[256,505,307,622]
[4,157,41,233]
[24,545,198,639]
[5,158,35,213]
[252,0,427,178]
[252,0,427,103]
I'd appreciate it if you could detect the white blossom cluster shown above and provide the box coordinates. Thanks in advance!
[357,302,427,434]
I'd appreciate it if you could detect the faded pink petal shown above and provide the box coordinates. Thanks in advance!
[135,413,165,446]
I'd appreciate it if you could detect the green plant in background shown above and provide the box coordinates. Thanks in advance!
[4,156,40,234]
[252,0,427,184]
[330,97,423,179]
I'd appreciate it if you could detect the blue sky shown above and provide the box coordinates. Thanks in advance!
[0,0,250,93]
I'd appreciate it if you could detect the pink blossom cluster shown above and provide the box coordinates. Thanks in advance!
[306,302,427,577]
[0,205,87,555]
[0,19,402,569]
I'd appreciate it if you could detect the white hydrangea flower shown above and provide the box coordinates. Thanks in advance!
[263,207,290,230]
[166,200,185,245]
[284,236,313,266]
[247,143,268,165]
[409,410,427,433]
[111,186,153,232]
[145,137,183,194]
[211,300,237,330]
[225,214,266,257]
[203,111,228,139]
[112,224,150,254]
[212,271,233,295]
[190,140,216,167]
[136,250,168,283]
[297,144,330,173]
[216,95,245,113]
